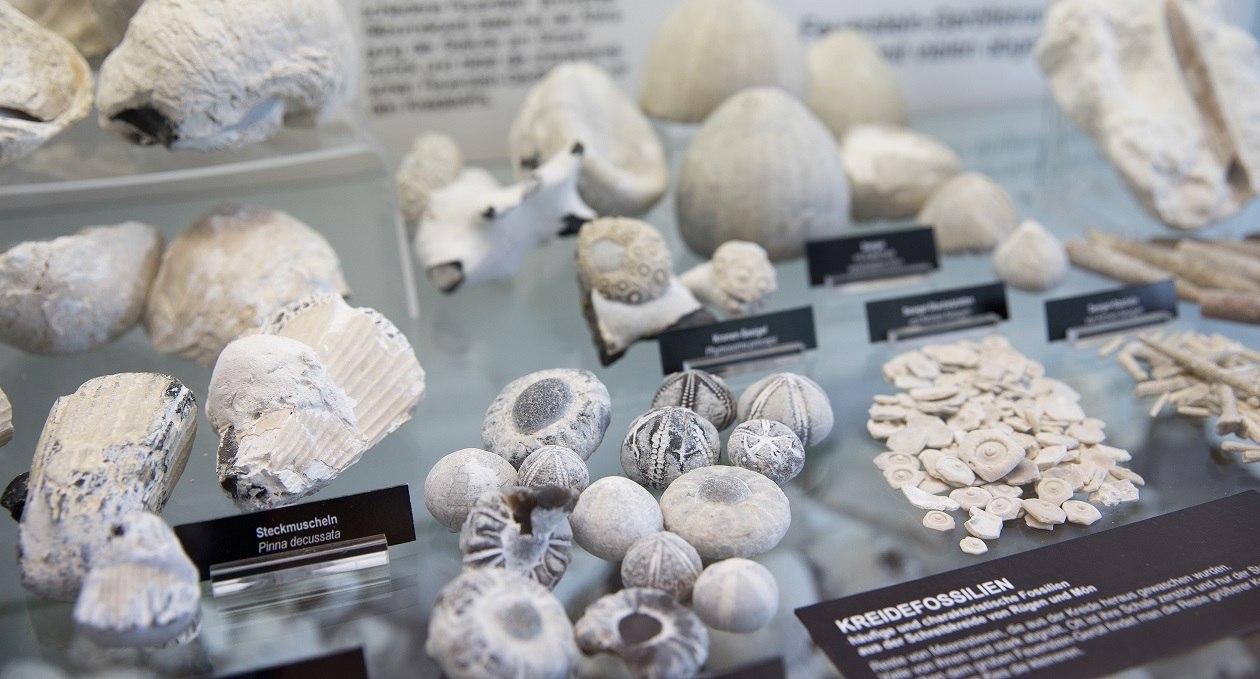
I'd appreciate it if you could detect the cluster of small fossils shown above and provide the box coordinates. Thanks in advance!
[869,336,1143,555]
[422,366,833,678]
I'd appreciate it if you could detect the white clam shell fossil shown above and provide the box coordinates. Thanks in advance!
[621,407,721,491]
[570,476,662,562]
[737,372,834,447]
[727,419,806,485]
[0,222,161,354]
[676,87,851,260]
[638,0,804,124]
[680,240,778,318]
[691,558,779,634]
[843,124,963,222]
[96,0,357,150]
[652,370,737,431]
[918,172,1019,253]
[481,368,612,467]
[0,2,92,166]
[620,531,703,602]
[144,204,349,367]
[510,61,668,217]
[19,373,196,601]
[459,486,578,590]
[575,587,709,679]
[424,448,518,532]
[992,220,1068,292]
[806,28,907,139]
[516,445,590,494]
[396,132,464,227]
[659,465,790,560]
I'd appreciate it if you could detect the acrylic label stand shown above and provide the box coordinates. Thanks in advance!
[865,282,1010,348]
[658,306,818,377]
[885,312,1006,350]
[807,227,939,294]
[1045,280,1178,346]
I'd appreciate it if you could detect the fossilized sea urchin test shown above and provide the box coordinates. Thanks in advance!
[575,587,709,679]
[806,28,907,139]
[651,369,736,431]
[19,373,196,601]
[620,531,702,602]
[0,3,93,166]
[459,485,578,590]
[0,221,161,355]
[843,123,962,222]
[992,220,1068,292]
[659,465,791,560]
[737,372,834,447]
[621,406,720,491]
[918,172,1019,253]
[96,0,357,150]
[691,558,779,633]
[679,240,778,319]
[482,368,612,467]
[424,448,518,532]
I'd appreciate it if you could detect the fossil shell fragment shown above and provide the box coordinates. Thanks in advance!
[963,507,1003,541]
[415,144,595,293]
[651,370,736,431]
[659,465,790,560]
[679,240,778,318]
[843,124,963,222]
[460,486,578,590]
[638,0,804,124]
[993,220,1069,292]
[516,445,589,494]
[482,368,612,467]
[691,558,778,633]
[570,476,662,561]
[19,373,196,601]
[145,204,348,367]
[737,372,834,446]
[1062,499,1102,526]
[0,3,92,165]
[510,61,668,217]
[396,132,464,226]
[917,173,1019,254]
[575,587,709,679]
[922,510,955,532]
[96,0,357,150]
[727,419,806,485]
[424,449,518,532]
[0,387,10,448]
[72,511,200,648]
[621,407,721,490]
[959,536,988,555]
[806,29,906,139]
[426,568,578,679]
[0,222,161,355]
[620,531,703,601]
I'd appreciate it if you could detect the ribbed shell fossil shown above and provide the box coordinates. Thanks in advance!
[575,588,709,679]
[918,172,1019,253]
[96,0,356,150]
[426,568,577,679]
[680,240,778,318]
[570,476,662,561]
[510,61,668,217]
[843,124,963,222]
[425,449,518,532]
[621,407,721,490]
[577,217,673,304]
[676,87,851,260]
[922,511,955,531]
[659,466,790,560]
[726,419,805,485]
[0,3,92,166]
[481,368,612,467]
[737,372,834,446]
[0,387,11,448]
[651,370,736,431]
[992,220,1068,292]
[19,373,196,601]
[72,511,200,648]
[638,0,804,124]
[460,486,578,590]
[516,445,589,493]
[145,204,348,367]
[621,531,703,601]
[0,222,162,354]
[691,558,779,633]
[396,132,464,226]
[806,28,906,139]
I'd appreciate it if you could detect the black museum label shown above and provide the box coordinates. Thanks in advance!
[806,227,939,287]
[1044,280,1177,342]
[217,648,368,678]
[865,283,1009,343]
[657,306,817,375]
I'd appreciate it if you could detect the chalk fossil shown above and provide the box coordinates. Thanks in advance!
[691,558,779,633]
[726,419,806,485]
[516,445,590,493]
[10,0,140,57]
[922,511,955,531]
[0,387,10,448]
[806,28,906,139]
[1088,230,1259,294]
[918,173,1019,253]
[659,465,790,560]
[460,486,578,590]
[424,449,518,532]
[675,87,851,260]
[0,3,92,166]
[651,370,737,431]
[620,531,703,602]
[0,222,161,355]
[426,568,577,679]
[843,124,962,222]
[575,588,709,679]
[992,220,1069,292]
[145,204,348,367]
[621,407,721,490]
[1062,500,1102,526]
[1066,240,1201,301]
[481,368,612,467]
[570,476,662,562]
[1037,0,1260,230]
[72,511,200,648]
[414,144,595,293]
[396,132,464,227]
[638,0,804,124]
[737,372,834,446]
[959,537,988,555]
[963,507,1003,541]
[19,373,196,601]
[679,240,778,318]
[96,0,357,150]
[510,61,668,216]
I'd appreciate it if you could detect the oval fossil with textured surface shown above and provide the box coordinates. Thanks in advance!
[424,448,518,532]
[691,558,779,633]
[918,172,1019,253]
[737,372,834,446]
[993,220,1069,292]
[651,370,736,431]
[621,407,721,490]
[727,419,806,485]
[679,240,778,319]
[482,368,612,467]
[575,587,709,679]
[620,531,703,601]
[570,476,662,561]
[516,445,589,493]
[806,28,906,139]
[459,486,578,590]
[659,465,790,560]
[843,124,962,222]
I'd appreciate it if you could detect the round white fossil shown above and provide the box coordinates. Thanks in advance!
[570,476,662,562]
[679,240,778,318]
[1021,498,1068,525]
[806,28,906,139]
[986,497,1023,521]
[727,419,806,485]
[957,429,1023,483]
[959,537,988,555]
[510,61,668,217]
[922,511,955,532]
[660,466,790,560]
[0,2,93,166]
[917,172,1019,253]
[145,204,348,367]
[424,449,518,532]
[843,124,962,222]
[0,222,161,355]
[652,370,737,431]
[396,132,464,226]
[621,407,721,491]
[620,531,703,601]
[516,445,590,494]
[992,220,1069,292]
[675,87,851,260]
[96,0,357,150]
[1036,477,1075,506]
[737,372,834,447]
[884,465,925,490]
[691,558,779,633]
[638,0,805,124]
[949,487,993,512]
[460,486,577,590]
[1062,500,1103,526]
[482,368,612,467]
[575,588,709,679]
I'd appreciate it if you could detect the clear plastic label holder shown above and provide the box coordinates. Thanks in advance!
[1065,310,1175,348]
[682,341,810,378]
[886,312,1005,350]
[209,534,391,608]
[823,263,934,294]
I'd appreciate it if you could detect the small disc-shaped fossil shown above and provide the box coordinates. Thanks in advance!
[570,476,662,561]
[575,587,709,679]
[727,419,806,485]
[691,558,779,633]
[960,536,988,555]
[460,486,578,590]
[737,372,834,446]
[576,217,673,305]
[652,370,736,431]
[1036,478,1074,506]
[482,368,612,467]
[883,465,925,490]
[621,407,720,490]
[1021,498,1067,525]
[922,511,955,532]
[620,532,703,601]
[659,466,790,560]
[949,487,993,511]
[964,507,1003,541]
[1062,500,1103,526]
[985,497,1022,521]
[516,445,589,493]
[424,449,518,532]
[958,429,1023,482]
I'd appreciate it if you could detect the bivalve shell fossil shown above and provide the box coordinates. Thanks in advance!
[806,29,906,139]
[679,240,778,319]
[482,368,612,467]
[424,449,519,532]
[917,173,1019,253]
[737,372,834,446]
[516,445,589,493]
[993,220,1069,292]
[651,370,736,431]
[620,531,703,601]
[659,466,790,560]
[459,486,578,590]
[727,419,806,485]
[575,587,709,679]
[621,407,721,490]
[691,558,778,633]
[570,476,662,561]
[843,124,962,222]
